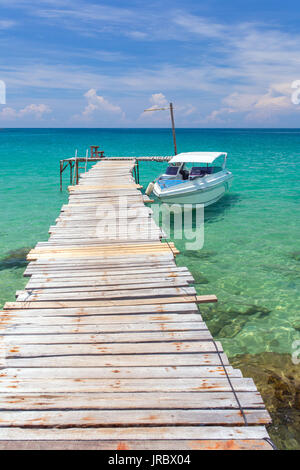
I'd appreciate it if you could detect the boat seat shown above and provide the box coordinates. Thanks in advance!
[189,166,213,179]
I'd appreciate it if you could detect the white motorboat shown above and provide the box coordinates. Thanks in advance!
[151,152,233,206]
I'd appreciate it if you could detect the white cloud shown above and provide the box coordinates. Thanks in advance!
[149,93,169,109]
[172,13,226,39]
[126,31,148,40]
[0,103,51,120]
[0,107,17,119]
[73,88,124,121]
[19,103,51,117]
[0,20,16,29]
[141,93,197,124]
[206,83,298,123]
[141,93,169,122]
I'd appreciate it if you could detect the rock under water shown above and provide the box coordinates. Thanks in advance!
[201,303,271,338]
[0,248,30,271]
[231,352,300,450]
[182,250,217,259]
[290,251,300,262]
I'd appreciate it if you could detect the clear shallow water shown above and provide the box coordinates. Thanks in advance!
[0,128,299,359]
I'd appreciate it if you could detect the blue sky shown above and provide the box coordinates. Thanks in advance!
[0,0,300,127]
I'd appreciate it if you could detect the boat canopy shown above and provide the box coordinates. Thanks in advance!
[169,152,227,164]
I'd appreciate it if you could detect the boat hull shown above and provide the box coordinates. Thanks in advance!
[153,173,233,206]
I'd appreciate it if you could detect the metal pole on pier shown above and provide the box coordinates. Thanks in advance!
[169,103,177,155]
[144,102,178,155]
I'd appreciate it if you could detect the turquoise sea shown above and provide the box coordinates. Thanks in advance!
[0,128,299,448]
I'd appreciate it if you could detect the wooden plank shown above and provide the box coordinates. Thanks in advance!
[1,330,212,344]
[0,321,206,335]
[45,237,164,244]
[26,275,195,288]
[0,409,270,427]
[0,313,202,326]
[0,366,241,379]
[22,281,192,295]
[29,244,176,254]
[68,184,142,190]
[27,259,177,266]
[16,286,197,302]
[1,352,230,367]
[0,377,256,393]
[24,264,178,274]
[0,340,223,356]
[1,302,200,317]
[0,439,273,450]
[28,255,176,264]
[0,426,269,440]
[0,391,265,410]
[25,266,191,278]
[4,295,217,309]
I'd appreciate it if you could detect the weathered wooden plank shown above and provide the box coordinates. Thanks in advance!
[25,266,190,278]
[0,377,256,393]
[27,252,176,261]
[52,220,158,228]
[0,321,206,335]
[24,264,177,274]
[25,260,177,271]
[0,391,265,410]
[0,314,202,327]
[26,275,195,289]
[0,340,223,356]
[1,302,200,317]
[0,366,240,379]
[4,295,217,309]
[45,237,164,244]
[1,352,230,368]
[0,426,269,440]
[68,184,142,190]
[1,330,212,344]
[0,439,273,450]
[0,409,270,427]
[29,244,176,255]
[16,286,197,302]
[22,281,192,296]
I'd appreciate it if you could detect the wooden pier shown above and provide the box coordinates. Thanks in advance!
[0,159,273,450]
[59,155,171,189]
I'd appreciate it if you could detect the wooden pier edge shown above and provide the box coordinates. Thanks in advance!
[0,158,273,450]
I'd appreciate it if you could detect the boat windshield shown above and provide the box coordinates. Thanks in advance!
[183,164,223,178]
[165,165,179,176]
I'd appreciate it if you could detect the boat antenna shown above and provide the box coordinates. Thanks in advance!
[143,102,178,155]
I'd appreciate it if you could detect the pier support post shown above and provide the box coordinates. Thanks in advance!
[69,161,73,184]
[59,161,63,192]
[75,158,79,184]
